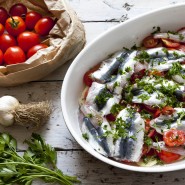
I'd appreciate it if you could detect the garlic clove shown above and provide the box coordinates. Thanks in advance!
[0,96,19,110]
[0,113,14,126]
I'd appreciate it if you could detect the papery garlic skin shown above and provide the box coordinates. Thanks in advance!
[0,96,19,126]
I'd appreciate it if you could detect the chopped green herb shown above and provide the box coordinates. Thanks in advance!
[110,103,124,115]
[82,133,89,141]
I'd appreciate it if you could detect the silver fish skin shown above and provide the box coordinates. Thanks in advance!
[113,108,145,162]
[86,82,120,115]
[150,108,185,134]
[152,141,185,156]
[131,89,166,106]
[82,117,114,157]
[153,33,185,43]
[107,51,137,95]
[172,65,185,84]
[91,50,129,84]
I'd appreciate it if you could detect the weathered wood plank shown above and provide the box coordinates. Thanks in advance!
[69,0,185,22]
[32,150,185,185]
[0,82,81,150]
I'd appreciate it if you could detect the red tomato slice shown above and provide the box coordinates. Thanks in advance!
[130,69,146,83]
[149,70,165,77]
[161,106,175,115]
[163,129,185,147]
[153,109,161,118]
[178,45,185,52]
[158,150,181,163]
[162,38,180,48]
[142,36,159,48]
[105,114,116,122]
[83,63,101,86]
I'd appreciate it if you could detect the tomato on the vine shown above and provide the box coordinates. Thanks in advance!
[17,31,40,52]
[27,44,48,58]
[0,34,17,52]
[158,150,180,163]
[35,17,55,36]
[4,46,26,65]
[9,3,27,17]
[0,7,9,25]
[0,49,3,65]
[163,129,185,147]
[5,16,26,37]
[25,11,42,30]
[0,23,4,35]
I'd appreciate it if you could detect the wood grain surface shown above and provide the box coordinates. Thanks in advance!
[1,0,185,184]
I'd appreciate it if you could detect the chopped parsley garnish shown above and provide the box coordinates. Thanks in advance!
[125,66,132,72]
[138,93,150,102]
[135,50,151,63]
[94,88,113,111]
[110,103,124,115]
[82,133,89,141]
[144,135,153,146]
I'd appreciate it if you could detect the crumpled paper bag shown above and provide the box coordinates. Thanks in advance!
[0,0,86,86]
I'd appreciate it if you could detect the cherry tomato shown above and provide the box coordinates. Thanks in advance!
[4,46,26,65]
[105,114,116,122]
[153,109,161,118]
[9,3,27,17]
[0,23,4,35]
[25,11,42,30]
[178,45,185,52]
[0,7,9,25]
[130,69,146,83]
[0,34,17,52]
[143,36,159,48]
[158,150,180,163]
[149,70,165,77]
[27,44,48,58]
[162,38,180,48]
[0,49,3,65]
[161,106,175,115]
[163,129,185,147]
[83,63,101,86]
[17,31,40,52]
[35,17,55,36]
[5,16,26,37]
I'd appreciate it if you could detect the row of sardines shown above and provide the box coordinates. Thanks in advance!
[79,28,185,165]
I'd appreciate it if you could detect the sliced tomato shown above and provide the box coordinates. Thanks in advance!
[163,129,185,147]
[178,44,185,52]
[149,70,165,77]
[142,104,157,114]
[158,150,181,163]
[130,69,146,83]
[142,36,159,48]
[83,63,101,86]
[161,106,175,115]
[153,109,161,118]
[162,38,180,48]
[105,114,116,122]
[148,129,156,138]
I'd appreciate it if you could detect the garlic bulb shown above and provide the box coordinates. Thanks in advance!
[0,95,51,128]
[0,96,19,126]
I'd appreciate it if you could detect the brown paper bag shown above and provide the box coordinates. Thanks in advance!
[0,0,86,86]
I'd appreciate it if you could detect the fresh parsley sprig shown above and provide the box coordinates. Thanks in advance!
[0,133,80,185]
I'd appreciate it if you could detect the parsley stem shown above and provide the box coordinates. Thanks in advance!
[0,162,79,184]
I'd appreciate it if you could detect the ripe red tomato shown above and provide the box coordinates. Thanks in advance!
[161,106,175,115]
[83,63,101,86]
[158,150,180,163]
[9,3,27,17]
[27,44,48,58]
[0,23,4,35]
[163,130,185,147]
[4,46,26,65]
[34,17,55,36]
[17,31,40,52]
[0,34,17,52]
[5,16,26,37]
[0,7,9,25]
[0,49,3,65]
[143,36,159,48]
[162,38,180,48]
[25,11,42,30]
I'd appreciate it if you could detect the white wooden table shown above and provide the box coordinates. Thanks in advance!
[1,0,185,184]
